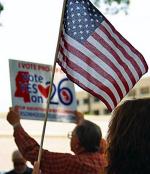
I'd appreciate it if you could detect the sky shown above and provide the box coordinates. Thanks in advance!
[0,0,150,112]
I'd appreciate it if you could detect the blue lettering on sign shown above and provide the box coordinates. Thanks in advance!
[19,73,74,106]
[31,95,43,103]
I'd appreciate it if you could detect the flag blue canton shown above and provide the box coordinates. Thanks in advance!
[64,0,104,43]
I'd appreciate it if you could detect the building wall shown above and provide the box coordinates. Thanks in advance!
[76,76,150,115]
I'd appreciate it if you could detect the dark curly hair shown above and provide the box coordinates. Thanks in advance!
[107,98,150,174]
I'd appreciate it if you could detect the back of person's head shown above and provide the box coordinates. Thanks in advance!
[12,150,27,174]
[76,120,102,152]
[107,98,150,174]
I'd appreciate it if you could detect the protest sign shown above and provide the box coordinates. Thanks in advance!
[9,59,77,123]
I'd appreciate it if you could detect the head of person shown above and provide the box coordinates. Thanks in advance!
[107,98,150,174]
[70,120,102,154]
[12,150,27,174]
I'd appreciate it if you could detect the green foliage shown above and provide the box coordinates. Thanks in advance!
[0,2,4,13]
[94,0,130,5]
[107,0,129,4]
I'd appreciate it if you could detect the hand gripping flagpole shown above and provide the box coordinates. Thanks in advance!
[37,0,67,165]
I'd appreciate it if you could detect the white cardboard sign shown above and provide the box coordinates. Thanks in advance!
[9,59,77,123]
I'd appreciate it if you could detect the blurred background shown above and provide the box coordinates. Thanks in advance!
[0,0,150,172]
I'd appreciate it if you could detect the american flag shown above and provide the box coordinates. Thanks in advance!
[57,0,148,111]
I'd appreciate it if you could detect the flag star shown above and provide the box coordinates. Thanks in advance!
[85,24,88,28]
[71,14,74,17]
[76,6,80,10]
[93,9,96,12]
[79,25,82,28]
[80,31,83,34]
[73,26,76,29]
[83,6,86,10]
[71,8,74,11]
[88,8,91,10]
[81,36,84,40]
[76,1,79,3]
[77,13,81,16]
[74,32,77,35]
[91,18,94,21]
[67,22,70,25]
[86,30,90,34]
[68,28,71,31]
[95,14,98,17]
[70,1,73,5]
[84,12,87,15]
[92,24,94,27]
[78,19,81,22]
[89,13,92,16]
[84,18,88,22]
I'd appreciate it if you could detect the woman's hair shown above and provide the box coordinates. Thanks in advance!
[107,98,150,174]
[76,120,102,152]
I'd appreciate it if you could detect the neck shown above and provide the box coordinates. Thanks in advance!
[74,147,86,155]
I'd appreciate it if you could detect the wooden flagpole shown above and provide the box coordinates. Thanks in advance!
[37,0,67,164]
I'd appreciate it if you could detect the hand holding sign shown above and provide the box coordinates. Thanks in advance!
[7,107,21,128]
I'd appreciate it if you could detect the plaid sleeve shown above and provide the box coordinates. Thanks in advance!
[13,126,74,174]
[14,125,40,164]
[13,126,107,174]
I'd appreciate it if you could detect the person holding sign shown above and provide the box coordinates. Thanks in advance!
[7,108,107,174]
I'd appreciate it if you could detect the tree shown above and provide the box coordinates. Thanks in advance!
[92,0,130,15]
[0,2,4,14]
[94,0,130,4]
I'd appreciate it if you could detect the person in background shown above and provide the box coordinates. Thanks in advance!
[7,109,107,174]
[5,150,32,174]
[107,98,150,174]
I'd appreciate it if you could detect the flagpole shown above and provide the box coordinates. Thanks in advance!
[37,0,67,164]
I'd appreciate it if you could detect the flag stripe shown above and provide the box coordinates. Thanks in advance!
[61,33,125,99]
[61,31,130,95]
[102,20,147,74]
[91,30,136,88]
[86,32,137,89]
[57,53,114,110]
[84,36,130,93]
[105,19,148,72]
[100,24,141,82]
[59,42,118,106]
[60,31,127,102]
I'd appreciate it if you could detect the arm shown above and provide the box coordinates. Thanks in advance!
[7,108,39,164]
[7,108,74,174]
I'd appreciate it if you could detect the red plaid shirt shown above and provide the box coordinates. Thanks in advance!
[14,126,107,174]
